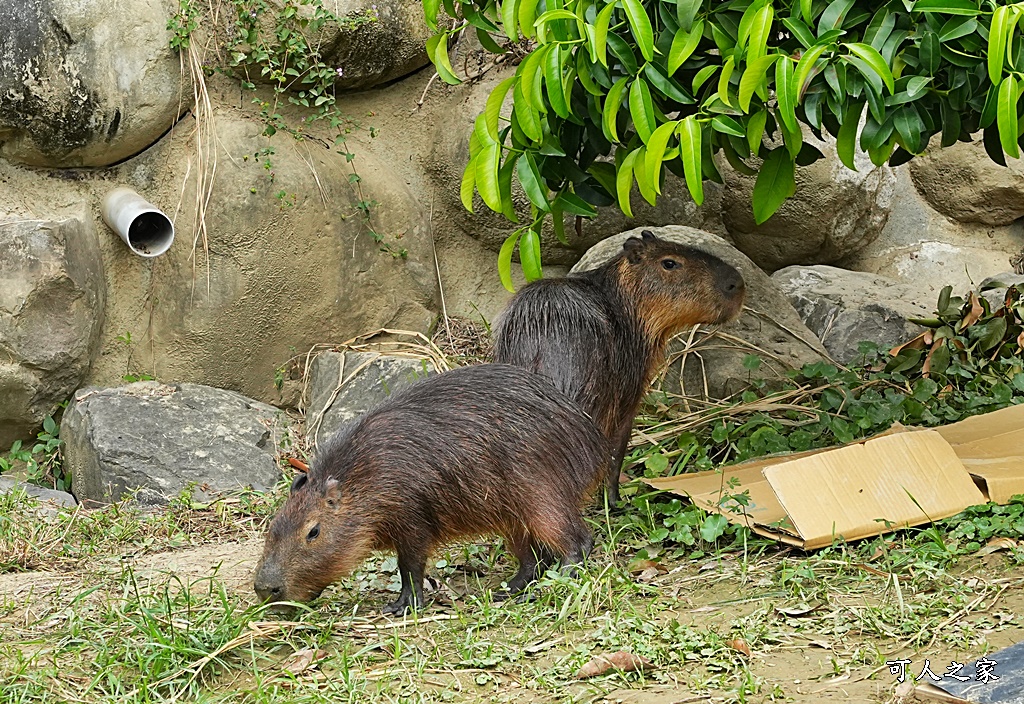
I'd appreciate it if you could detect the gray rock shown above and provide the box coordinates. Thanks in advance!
[720,129,896,272]
[306,351,434,445]
[571,226,830,400]
[980,271,1024,290]
[910,138,1024,226]
[0,476,77,509]
[0,216,105,447]
[0,0,188,166]
[63,382,287,506]
[771,266,929,364]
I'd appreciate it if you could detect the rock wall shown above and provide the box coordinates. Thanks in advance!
[2,0,1024,444]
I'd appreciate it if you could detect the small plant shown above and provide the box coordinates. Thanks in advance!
[0,414,68,492]
[116,332,155,383]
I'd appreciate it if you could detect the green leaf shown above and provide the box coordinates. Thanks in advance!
[818,0,854,35]
[645,63,693,103]
[793,44,828,101]
[668,20,704,74]
[594,1,618,68]
[632,147,658,205]
[498,230,521,292]
[711,115,746,137]
[894,105,923,154]
[518,0,541,39]
[781,16,816,49]
[998,75,1021,160]
[774,56,798,133]
[423,0,440,31]
[676,0,700,32]
[837,100,864,170]
[677,116,704,205]
[501,0,521,40]
[550,197,567,245]
[913,0,981,15]
[989,5,1011,84]
[460,153,478,211]
[517,152,550,210]
[519,226,543,282]
[747,109,768,154]
[557,191,599,216]
[476,142,502,211]
[629,78,656,143]
[646,120,679,192]
[521,45,548,110]
[739,53,781,111]
[747,4,774,62]
[800,0,813,23]
[476,28,507,55]
[753,148,795,224]
[497,153,518,222]
[426,34,461,84]
[692,64,717,92]
[485,77,516,142]
[700,514,729,542]
[845,42,894,93]
[603,77,630,142]
[616,149,640,216]
[622,0,655,62]
[545,45,570,118]
[717,56,735,108]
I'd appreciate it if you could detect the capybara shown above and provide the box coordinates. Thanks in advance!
[253,363,609,615]
[493,230,746,506]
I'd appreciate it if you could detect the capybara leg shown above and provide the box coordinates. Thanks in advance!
[384,545,427,615]
[605,422,632,508]
[560,520,594,579]
[502,532,540,594]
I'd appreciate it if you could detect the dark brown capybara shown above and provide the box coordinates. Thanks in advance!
[253,363,609,615]
[493,230,746,506]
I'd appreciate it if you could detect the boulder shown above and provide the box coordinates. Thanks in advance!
[720,130,896,272]
[571,226,830,400]
[63,382,287,506]
[0,216,105,447]
[426,71,726,266]
[0,476,77,510]
[909,138,1024,226]
[0,0,188,167]
[306,350,435,445]
[771,266,929,363]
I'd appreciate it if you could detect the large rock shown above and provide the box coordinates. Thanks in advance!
[426,71,726,266]
[909,138,1024,226]
[0,216,105,446]
[63,382,287,506]
[721,131,896,272]
[306,350,435,445]
[571,226,830,400]
[83,108,439,405]
[0,477,77,510]
[0,0,188,167]
[771,266,928,363]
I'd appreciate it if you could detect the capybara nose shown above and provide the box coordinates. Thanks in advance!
[718,266,745,298]
[254,563,285,603]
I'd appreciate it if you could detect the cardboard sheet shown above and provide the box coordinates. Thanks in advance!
[645,404,1024,549]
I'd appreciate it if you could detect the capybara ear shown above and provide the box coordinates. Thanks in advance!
[290,472,308,494]
[622,237,645,263]
[640,230,657,242]
[324,477,342,506]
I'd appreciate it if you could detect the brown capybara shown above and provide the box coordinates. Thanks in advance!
[493,230,746,506]
[253,363,609,615]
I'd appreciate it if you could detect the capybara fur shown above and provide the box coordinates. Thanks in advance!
[493,231,746,506]
[253,363,609,615]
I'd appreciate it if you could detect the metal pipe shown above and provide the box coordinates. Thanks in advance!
[100,187,174,258]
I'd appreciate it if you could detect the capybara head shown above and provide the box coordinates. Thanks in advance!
[618,230,746,339]
[253,471,370,608]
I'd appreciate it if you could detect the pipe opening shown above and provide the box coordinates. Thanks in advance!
[127,211,173,256]
[100,187,175,258]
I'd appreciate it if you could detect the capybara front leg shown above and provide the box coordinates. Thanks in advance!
[385,545,427,615]
[605,421,633,507]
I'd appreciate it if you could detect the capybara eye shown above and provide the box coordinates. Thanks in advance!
[306,524,320,542]
[661,258,679,270]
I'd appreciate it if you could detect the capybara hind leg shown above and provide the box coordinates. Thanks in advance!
[501,531,540,595]
[605,422,632,507]
[385,545,427,615]
[560,521,594,579]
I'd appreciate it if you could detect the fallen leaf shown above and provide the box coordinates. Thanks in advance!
[726,638,751,657]
[618,471,631,484]
[288,457,309,472]
[889,331,929,357]
[1018,330,1024,349]
[961,292,985,329]
[280,647,326,675]
[628,559,659,574]
[807,640,832,649]
[576,651,654,679]
[776,603,821,617]
[977,537,1019,555]
[636,567,660,583]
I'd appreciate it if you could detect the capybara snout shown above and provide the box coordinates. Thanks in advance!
[254,363,608,614]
